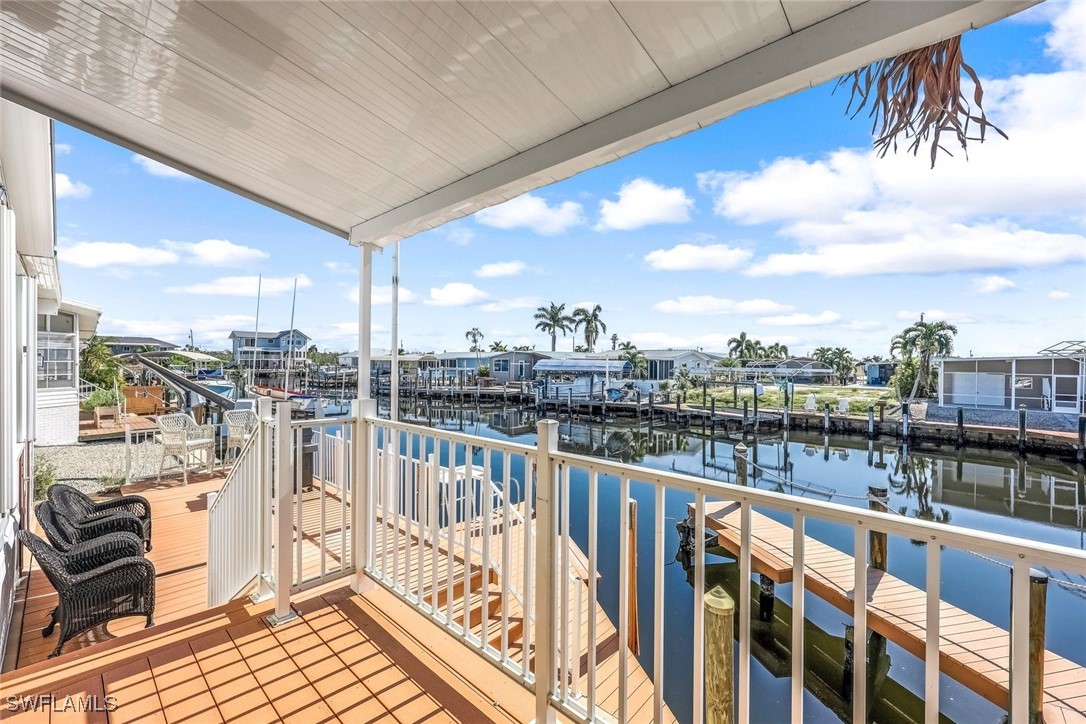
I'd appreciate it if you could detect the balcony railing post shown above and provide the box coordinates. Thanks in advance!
[250,397,275,603]
[351,398,377,594]
[534,419,559,723]
[268,401,298,625]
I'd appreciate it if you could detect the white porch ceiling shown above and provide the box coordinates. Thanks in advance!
[0,1,1034,247]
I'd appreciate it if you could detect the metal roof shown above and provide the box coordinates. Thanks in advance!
[101,336,178,348]
[534,359,633,374]
[0,1,1029,247]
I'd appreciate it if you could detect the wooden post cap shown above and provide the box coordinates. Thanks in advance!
[734,442,748,456]
[705,585,735,614]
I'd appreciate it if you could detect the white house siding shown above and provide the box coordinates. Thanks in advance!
[35,388,80,446]
[940,357,1084,413]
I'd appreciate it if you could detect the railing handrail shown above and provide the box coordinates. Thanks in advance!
[551,449,1086,572]
[208,426,261,516]
[289,413,356,429]
[378,416,537,457]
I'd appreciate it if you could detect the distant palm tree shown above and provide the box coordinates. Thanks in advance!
[620,346,647,379]
[610,333,619,351]
[513,344,532,351]
[572,304,607,353]
[465,327,484,365]
[827,347,854,385]
[765,342,789,360]
[727,332,750,358]
[489,341,507,352]
[893,319,958,400]
[618,341,637,352]
[533,302,575,352]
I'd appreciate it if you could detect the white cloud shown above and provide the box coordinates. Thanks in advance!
[475,193,585,235]
[699,6,1086,280]
[59,241,178,268]
[425,282,489,306]
[973,275,1017,294]
[571,301,598,312]
[652,295,792,315]
[841,320,884,331]
[55,173,91,199]
[132,155,192,180]
[896,309,975,324]
[100,314,255,347]
[445,225,475,246]
[475,261,527,278]
[54,143,72,155]
[347,284,418,304]
[325,261,356,274]
[166,275,310,296]
[1048,290,1071,300]
[596,178,694,231]
[745,225,1086,277]
[160,238,268,267]
[758,311,841,326]
[480,297,543,313]
[644,243,752,271]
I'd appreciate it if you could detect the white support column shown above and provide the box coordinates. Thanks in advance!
[390,242,400,422]
[534,419,559,723]
[350,397,377,594]
[358,244,373,401]
[252,396,275,603]
[1010,358,1017,410]
[268,401,298,625]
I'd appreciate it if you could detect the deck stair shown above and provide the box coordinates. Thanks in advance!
[693,501,1086,723]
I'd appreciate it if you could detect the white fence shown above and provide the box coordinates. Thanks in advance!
[207,414,267,607]
[349,416,1086,724]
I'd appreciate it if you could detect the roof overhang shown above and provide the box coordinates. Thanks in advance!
[58,298,101,342]
[0,1,1036,249]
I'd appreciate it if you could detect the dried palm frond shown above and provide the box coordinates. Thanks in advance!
[836,35,1007,167]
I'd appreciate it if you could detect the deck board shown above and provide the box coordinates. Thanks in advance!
[698,500,1086,722]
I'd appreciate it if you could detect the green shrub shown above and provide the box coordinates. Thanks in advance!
[477,364,491,378]
[33,457,57,501]
[80,387,120,412]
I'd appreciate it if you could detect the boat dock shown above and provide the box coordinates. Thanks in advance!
[688,501,1086,722]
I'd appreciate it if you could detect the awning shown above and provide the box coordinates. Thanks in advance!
[535,359,632,375]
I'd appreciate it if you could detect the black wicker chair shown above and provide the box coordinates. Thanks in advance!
[35,501,144,552]
[48,483,153,552]
[18,530,155,657]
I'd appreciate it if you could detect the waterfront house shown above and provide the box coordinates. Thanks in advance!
[640,349,723,380]
[4,4,1084,723]
[935,344,1086,414]
[435,351,484,377]
[101,335,178,357]
[228,329,310,371]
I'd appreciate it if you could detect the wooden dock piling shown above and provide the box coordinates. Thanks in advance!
[704,585,735,724]
[735,443,748,487]
[867,486,888,571]
[628,499,640,655]
[1028,568,1049,724]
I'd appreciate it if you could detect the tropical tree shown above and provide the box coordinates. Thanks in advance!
[727,332,750,358]
[812,346,834,364]
[465,327,484,365]
[765,342,789,360]
[826,347,855,385]
[533,302,575,352]
[489,341,507,352]
[80,336,123,388]
[513,345,532,351]
[572,304,607,353]
[610,333,620,351]
[891,318,958,400]
[618,341,637,352]
[619,345,647,379]
[574,344,589,353]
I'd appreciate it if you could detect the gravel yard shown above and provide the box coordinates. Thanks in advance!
[36,439,164,494]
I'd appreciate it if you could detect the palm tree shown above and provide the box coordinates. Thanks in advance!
[533,302,575,352]
[748,339,766,359]
[727,332,750,358]
[572,304,607,353]
[812,346,834,364]
[619,346,647,379]
[513,344,532,351]
[465,327,484,366]
[765,342,789,360]
[618,341,637,352]
[827,347,854,385]
[80,336,123,388]
[893,319,958,400]
[610,333,620,351]
[489,341,507,352]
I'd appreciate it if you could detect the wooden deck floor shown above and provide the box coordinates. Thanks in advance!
[697,501,1086,723]
[0,582,538,723]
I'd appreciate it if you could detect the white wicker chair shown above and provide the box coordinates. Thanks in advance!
[838,398,850,415]
[223,409,258,464]
[804,394,817,412]
[156,412,215,484]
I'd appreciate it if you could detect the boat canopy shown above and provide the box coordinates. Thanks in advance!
[534,359,632,375]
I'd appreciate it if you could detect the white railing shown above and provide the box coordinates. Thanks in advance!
[286,414,354,593]
[207,411,268,607]
[347,415,1086,724]
[366,417,540,688]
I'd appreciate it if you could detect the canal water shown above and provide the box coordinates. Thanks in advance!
[391,403,1086,723]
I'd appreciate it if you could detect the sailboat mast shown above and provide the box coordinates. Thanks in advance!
[285,277,298,395]
[252,274,262,389]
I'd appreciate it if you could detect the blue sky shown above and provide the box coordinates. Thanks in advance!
[53,2,1085,358]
